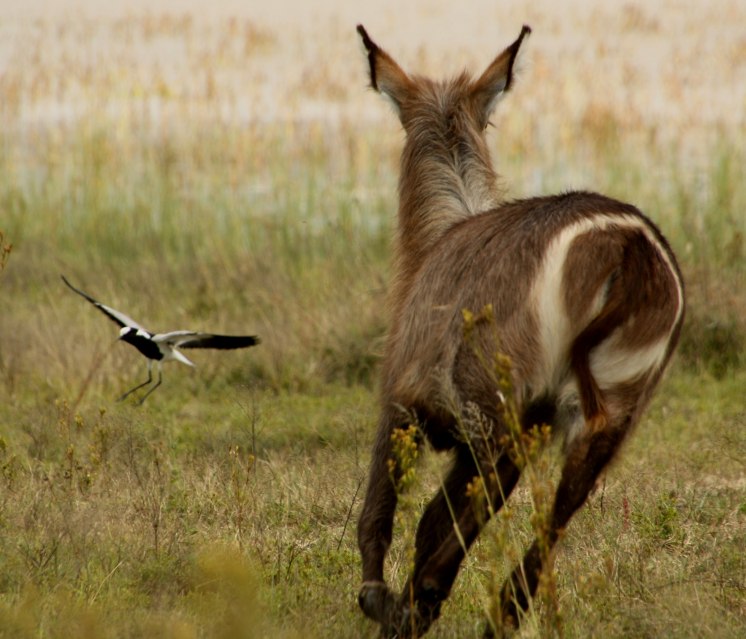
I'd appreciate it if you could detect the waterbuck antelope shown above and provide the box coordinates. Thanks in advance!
[355,24,685,637]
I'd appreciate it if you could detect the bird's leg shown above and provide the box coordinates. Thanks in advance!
[135,364,163,406]
[117,360,153,402]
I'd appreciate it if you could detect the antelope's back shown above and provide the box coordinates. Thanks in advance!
[383,191,684,424]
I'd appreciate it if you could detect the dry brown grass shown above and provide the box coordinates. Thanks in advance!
[1,4,744,637]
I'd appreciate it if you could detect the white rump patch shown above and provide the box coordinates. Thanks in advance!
[590,334,671,388]
[530,212,684,395]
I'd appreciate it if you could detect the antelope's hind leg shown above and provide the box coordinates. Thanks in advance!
[494,416,630,634]
[385,445,521,638]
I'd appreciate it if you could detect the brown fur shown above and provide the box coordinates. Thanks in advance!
[355,25,684,638]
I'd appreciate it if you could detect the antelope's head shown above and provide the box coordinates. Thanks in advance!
[357,25,530,151]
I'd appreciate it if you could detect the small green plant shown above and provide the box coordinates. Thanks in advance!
[461,305,562,637]
[388,424,420,494]
[228,444,256,551]
[124,435,170,559]
[388,421,422,630]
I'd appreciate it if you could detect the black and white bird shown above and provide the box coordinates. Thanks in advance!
[62,275,260,404]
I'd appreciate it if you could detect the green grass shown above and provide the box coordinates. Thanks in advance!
[1,17,745,639]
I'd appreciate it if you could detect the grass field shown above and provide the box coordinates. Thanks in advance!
[1,5,745,638]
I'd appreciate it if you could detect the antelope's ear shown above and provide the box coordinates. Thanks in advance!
[357,24,413,116]
[472,25,531,126]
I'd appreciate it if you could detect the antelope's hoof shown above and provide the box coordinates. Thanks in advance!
[358,581,396,624]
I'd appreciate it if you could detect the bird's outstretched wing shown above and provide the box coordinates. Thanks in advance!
[155,331,260,350]
[61,275,149,332]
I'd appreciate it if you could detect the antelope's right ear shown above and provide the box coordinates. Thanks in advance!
[472,25,531,127]
[357,24,413,115]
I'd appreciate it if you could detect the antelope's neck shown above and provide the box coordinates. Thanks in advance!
[394,148,500,285]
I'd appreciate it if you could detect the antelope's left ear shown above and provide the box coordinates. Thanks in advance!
[472,25,531,126]
[357,24,414,118]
